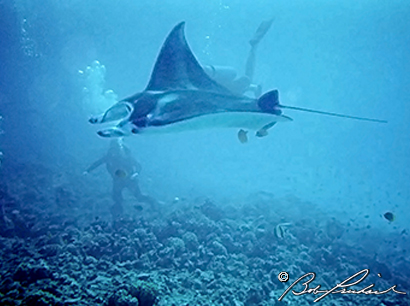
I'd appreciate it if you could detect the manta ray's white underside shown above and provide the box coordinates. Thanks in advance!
[97,111,291,137]
[145,112,291,134]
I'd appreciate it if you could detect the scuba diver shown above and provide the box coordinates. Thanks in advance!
[203,18,274,98]
[84,139,158,217]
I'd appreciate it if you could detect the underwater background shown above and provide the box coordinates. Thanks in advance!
[0,0,409,305]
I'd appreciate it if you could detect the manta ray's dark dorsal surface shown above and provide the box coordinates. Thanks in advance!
[89,22,386,138]
[146,22,230,94]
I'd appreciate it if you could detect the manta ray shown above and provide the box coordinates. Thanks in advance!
[89,22,386,138]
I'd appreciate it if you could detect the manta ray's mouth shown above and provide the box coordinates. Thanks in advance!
[89,101,133,125]
[97,128,125,138]
[97,123,136,137]
[91,101,136,137]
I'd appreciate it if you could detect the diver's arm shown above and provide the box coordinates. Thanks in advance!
[85,156,107,173]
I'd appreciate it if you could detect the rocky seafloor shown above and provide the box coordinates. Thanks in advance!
[0,162,409,306]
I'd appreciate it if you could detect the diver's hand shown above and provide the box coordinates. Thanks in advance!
[89,115,102,124]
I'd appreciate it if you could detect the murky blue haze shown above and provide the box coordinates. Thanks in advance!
[0,0,409,305]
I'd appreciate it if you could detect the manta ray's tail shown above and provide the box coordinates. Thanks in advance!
[279,105,388,123]
[258,89,387,123]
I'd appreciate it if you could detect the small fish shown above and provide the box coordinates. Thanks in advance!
[238,129,248,143]
[134,204,143,212]
[115,169,127,178]
[274,222,291,239]
[383,212,395,222]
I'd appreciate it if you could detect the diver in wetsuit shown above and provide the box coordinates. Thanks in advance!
[84,139,158,217]
[204,18,278,139]
[203,18,274,97]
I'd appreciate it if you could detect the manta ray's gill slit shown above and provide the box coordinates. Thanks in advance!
[158,94,179,106]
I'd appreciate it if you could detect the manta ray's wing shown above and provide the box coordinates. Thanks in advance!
[145,22,231,94]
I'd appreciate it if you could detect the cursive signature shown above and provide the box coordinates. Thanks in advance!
[278,269,406,302]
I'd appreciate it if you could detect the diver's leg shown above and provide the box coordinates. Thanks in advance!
[203,65,238,88]
[245,46,257,82]
[230,76,251,95]
[111,179,124,217]
[127,179,159,211]
[246,18,274,80]
[244,45,262,97]
[245,18,274,97]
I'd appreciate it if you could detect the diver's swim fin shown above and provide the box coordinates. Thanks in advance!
[249,18,274,47]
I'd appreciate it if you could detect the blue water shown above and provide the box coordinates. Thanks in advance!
[0,0,409,305]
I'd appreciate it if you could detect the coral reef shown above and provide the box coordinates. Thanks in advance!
[0,162,409,305]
